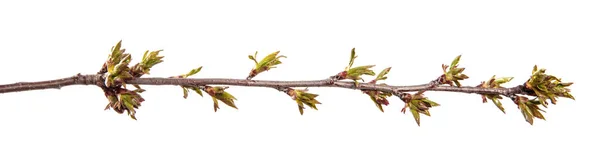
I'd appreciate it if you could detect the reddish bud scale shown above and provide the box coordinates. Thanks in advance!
[247,69,258,80]
[336,71,348,80]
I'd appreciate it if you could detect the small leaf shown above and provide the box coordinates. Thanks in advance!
[370,96,385,112]
[212,96,220,112]
[491,97,506,114]
[185,66,203,78]
[410,108,421,126]
[346,48,357,71]
[494,77,514,84]
[287,88,321,115]
[297,104,304,115]
[450,55,461,67]
[247,51,286,79]
[375,67,392,81]
[111,40,123,57]
[182,87,189,99]
[191,87,203,97]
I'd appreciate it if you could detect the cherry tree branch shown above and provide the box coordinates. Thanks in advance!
[0,74,526,96]
[0,40,575,126]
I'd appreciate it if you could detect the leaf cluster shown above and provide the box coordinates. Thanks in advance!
[247,51,286,80]
[286,88,322,115]
[173,66,205,99]
[104,40,133,87]
[100,41,164,119]
[335,48,376,86]
[204,86,238,112]
[400,92,441,126]
[441,55,469,87]
[130,49,164,78]
[513,96,547,125]
[525,65,575,107]
[477,75,514,113]
[171,67,239,112]
[104,87,145,120]
[362,67,393,112]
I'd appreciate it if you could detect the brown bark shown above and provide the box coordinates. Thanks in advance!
[0,74,526,96]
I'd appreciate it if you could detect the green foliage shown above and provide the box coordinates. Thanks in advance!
[336,48,376,86]
[100,40,166,120]
[441,55,469,87]
[204,86,238,112]
[363,67,393,112]
[286,88,322,115]
[525,65,575,107]
[104,40,133,87]
[247,51,286,79]
[513,96,547,125]
[171,66,204,98]
[130,49,164,77]
[90,40,577,125]
[104,88,145,120]
[477,75,514,113]
[400,92,441,126]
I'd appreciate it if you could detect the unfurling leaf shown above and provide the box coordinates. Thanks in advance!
[374,67,392,82]
[334,48,376,84]
[363,90,392,112]
[440,55,469,87]
[204,86,238,111]
[247,51,286,79]
[172,66,203,79]
[476,75,513,114]
[130,49,164,78]
[399,92,440,126]
[182,87,189,99]
[171,67,205,99]
[513,96,547,125]
[410,108,421,126]
[191,87,203,97]
[286,88,321,115]
[346,48,358,71]
[104,41,135,88]
[104,88,145,120]
[346,65,376,84]
[450,55,461,68]
[525,65,575,107]
[361,67,393,112]
[185,66,203,78]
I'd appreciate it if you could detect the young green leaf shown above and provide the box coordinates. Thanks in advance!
[182,87,189,99]
[247,51,286,79]
[513,96,547,125]
[286,88,321,115]
[450,55,461,68]
[204,86,238,111]
[440,55,469,87]
[525,65,575,107]
[130,49,164,78]
[399,92,440,126]
[345,48,358,71]
[476,75,513,114]
[185,66,203,78]
[374,67,392,82]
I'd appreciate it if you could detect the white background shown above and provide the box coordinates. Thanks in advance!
[0,0,597,155]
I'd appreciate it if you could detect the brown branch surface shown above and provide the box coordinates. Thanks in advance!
[0,74,526,96]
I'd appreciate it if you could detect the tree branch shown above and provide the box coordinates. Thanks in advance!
[0,40,575,125]
[0,74,526,96]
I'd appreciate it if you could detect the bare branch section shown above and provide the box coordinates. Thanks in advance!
[0,40,575,126]
[0,74,100,93]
